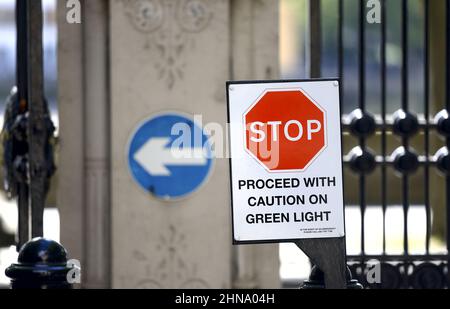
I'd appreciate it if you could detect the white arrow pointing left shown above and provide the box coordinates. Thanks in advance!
[133,137,209,176]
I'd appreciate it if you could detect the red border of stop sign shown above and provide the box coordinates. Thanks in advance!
[243,89,327,172]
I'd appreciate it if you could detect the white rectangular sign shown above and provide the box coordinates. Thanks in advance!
[226,79,345,244]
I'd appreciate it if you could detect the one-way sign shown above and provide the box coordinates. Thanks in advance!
[127,113,213,200]
[134,137,208,176]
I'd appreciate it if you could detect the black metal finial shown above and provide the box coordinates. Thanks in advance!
[5,238,76,289]
[435,110,450,138]
[377,263,402,289]
[349,109,376,138]
[301,265,363,289]
[391,147,419,174]
[392,109,419,138]
[435,147,450,175]
[411,263,446,289]
[348,146,377,174]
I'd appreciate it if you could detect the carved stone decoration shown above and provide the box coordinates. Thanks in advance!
[119,0,213,89]
[180,279,209,289]
[135,279,164,289]
[123,0,164,33]
[176,0,212,32]
[133,225,210,289]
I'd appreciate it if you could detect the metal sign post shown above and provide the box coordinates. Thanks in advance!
[27,0,46,238]
[295,237,348,289]
[3,0,55,250]
[4,0,72,289]
[15,0,30,250]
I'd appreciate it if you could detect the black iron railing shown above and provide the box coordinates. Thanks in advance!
[311,0,450,288]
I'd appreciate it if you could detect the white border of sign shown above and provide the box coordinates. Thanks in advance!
[226,79,346,245]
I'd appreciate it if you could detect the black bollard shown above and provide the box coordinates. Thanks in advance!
[5,237,77,289]
[301,265,363,289]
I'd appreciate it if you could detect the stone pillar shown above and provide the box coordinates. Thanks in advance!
[57,0,85,277]
[58,0,280,288]
[57,0,110,288]
[82,0,111,289]
[230,0,280,289]
[110,0,232,288]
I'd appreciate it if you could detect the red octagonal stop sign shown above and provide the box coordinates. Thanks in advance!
[244,90,326,171]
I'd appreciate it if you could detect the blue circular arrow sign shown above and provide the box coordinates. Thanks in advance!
[127,113,213,200]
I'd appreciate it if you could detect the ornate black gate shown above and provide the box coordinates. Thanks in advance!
[311,0,450,288]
